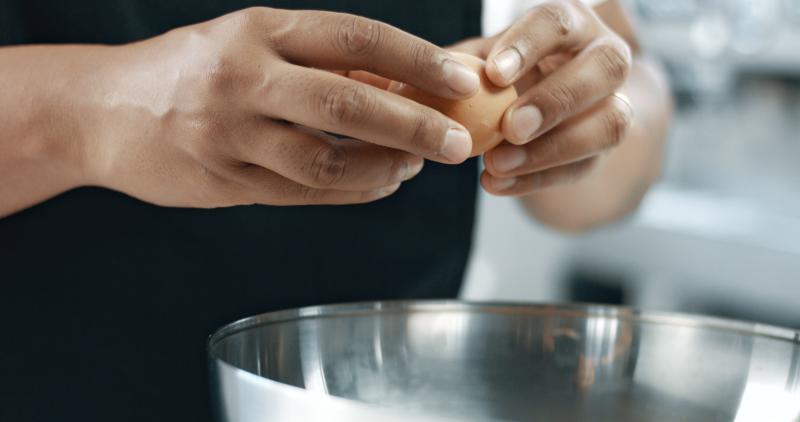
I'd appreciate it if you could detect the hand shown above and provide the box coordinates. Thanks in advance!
[455,0,634,196]
[80,7,481,207]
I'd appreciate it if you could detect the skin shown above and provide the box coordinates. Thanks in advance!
[0,1,671,234]
[455,0,672,232]
[0,8,481,216]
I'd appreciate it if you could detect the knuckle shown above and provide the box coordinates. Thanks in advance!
[261,9,298,51]
[408,109,441,154]
[507,17,538,59]
[532,159,594,190]
[204,55,240,91]
[298,184,324,202]
[319,83,375,127]
[251,65,277,98]
[594,41,632,83]
[385,155,409,185]
[547,81,581,115]
[541,133,564,161]
[231,7,279,42]
[217,7,263,34]
[537,2,575,37]
[410,42,438,76]
[238,7,270,27]
[308,144,347,188]
[602,104,631,149]
[202,55,262,94]
[335,15,384,56]
[541,163,581,188]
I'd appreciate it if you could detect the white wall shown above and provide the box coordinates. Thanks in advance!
[461,190,572,302]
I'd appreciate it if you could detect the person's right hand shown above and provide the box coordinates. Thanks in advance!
[78,7,480,207]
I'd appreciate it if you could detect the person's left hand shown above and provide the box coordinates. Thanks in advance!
[452,0,634,196]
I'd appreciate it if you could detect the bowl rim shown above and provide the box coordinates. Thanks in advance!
[207,300,800,358]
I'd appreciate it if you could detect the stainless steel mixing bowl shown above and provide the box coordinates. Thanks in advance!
[208,301,800,422]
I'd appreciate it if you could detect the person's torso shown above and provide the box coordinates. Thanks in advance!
[0,1,481,421]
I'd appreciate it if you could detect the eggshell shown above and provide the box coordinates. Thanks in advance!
[390,52,518,157]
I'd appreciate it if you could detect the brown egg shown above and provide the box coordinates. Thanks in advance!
[390,52,518,157]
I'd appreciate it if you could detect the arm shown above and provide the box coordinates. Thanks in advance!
[0,46,103,217]
[462,0,672,233]
[519,0,672,232]
[0,8,481,219]
[519,59,670,232]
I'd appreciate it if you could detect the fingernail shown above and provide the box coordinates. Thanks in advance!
[492,145,527,173]
[493,48,522,83]
[442,127,472,162]
[491,176,517,191]
[443,58,480,95]
[510,105,543,143]
[403,159,425,180]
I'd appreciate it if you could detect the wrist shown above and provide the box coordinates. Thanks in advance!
[31,96,90,190]
[48,44,144,189]
[25,45,120,189]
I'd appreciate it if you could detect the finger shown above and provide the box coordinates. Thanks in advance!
[502,37,632,144]
[232,121,424,191]
[333,69,392,90]
[232,165,402,206]
[269,9,479,98]
[485,95,632,177]
[346,70,393,90]
[260,64,472,164]
[510,53,573,100]
[480,157,599,196]
[485,0,599,86]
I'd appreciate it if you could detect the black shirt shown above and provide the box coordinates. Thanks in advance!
[0,1,482,421]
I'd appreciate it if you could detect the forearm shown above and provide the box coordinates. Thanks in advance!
[0,45,110,218]
[521,56,672,232]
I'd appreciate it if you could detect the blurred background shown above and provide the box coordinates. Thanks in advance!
[463,0,800,328]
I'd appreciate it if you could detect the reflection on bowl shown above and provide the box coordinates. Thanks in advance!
[209,301,800,422]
